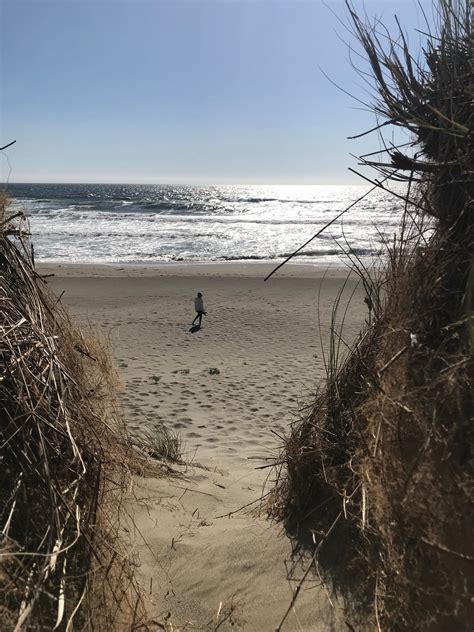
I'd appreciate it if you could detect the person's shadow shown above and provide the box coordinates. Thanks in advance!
[189,325,201,333]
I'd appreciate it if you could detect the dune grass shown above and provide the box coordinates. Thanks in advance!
[136,426,182,462]
[270,2,473,629]
[0,202,147,629]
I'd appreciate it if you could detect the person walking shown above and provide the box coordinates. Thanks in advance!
[192,292,206,327]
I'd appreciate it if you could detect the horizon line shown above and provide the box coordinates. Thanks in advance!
[3,179,364,187]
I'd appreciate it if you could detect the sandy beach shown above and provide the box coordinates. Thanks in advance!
[43,262,366,631]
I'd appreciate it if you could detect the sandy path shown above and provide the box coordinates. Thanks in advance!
[45,263,365,631]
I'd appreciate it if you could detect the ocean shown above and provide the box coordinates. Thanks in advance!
[6,183,403,266]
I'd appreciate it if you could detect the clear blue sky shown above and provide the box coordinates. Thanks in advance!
[1,0,432,184]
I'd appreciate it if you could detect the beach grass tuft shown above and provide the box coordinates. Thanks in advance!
[137,426,182,462]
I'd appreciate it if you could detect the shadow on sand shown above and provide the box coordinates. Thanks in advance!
[189,325,201,333]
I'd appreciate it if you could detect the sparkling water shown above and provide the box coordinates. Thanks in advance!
[6,183,403,266]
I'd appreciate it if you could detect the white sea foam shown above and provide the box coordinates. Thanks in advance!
[7,183,404,265]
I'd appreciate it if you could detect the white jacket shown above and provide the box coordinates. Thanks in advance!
[194,296,204,312]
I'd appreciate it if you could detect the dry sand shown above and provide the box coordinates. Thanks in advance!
[43,262,366,631]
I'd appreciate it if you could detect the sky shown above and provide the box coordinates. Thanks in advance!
[1,0,433,184]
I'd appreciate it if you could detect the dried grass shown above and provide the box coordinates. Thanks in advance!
[0,202,149,629]
[270,1,473,629]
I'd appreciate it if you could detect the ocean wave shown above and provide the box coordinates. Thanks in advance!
[242,197,278,203]
[8,182,403,264]
[29,211,401,227]
[220,247,381,261]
